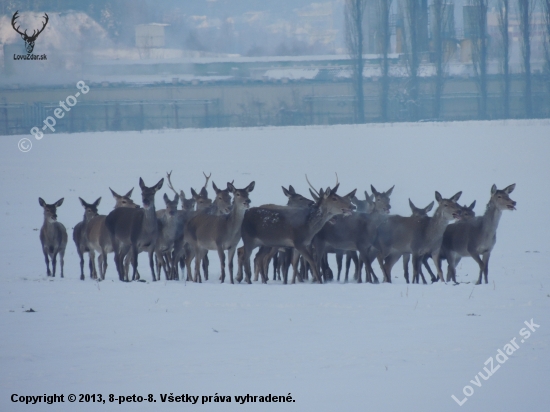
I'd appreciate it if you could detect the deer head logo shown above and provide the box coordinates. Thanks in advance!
[11,11,49,54]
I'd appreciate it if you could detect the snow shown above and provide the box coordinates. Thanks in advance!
[1,120,550,411]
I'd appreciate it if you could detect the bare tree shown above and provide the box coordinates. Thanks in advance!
[544,0,550,111]
[496,0,510,118]
[377,0,393,121]
[401,0,428,120]
[518,0,535,117]
[469,0,489,119]
[431,0,455,119]
[345,0,368,123]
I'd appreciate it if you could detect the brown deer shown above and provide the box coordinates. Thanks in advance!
[376,191,463,284]
[106,178,164,281]
[441,184,516,284]
[85,188,140,280]
[155,193,180,280]
[312,185,393,283]
[184,181,255,284]
[248,185,316,282]
[39,198,67,278]
[240,183,356,284]
[73,197,101,280]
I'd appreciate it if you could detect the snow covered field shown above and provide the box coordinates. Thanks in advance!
[1,120,549,411]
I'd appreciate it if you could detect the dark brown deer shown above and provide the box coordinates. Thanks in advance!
[73,197,101,280]
[248,185,316,282]
[85,188,140,280]
[240,183,356,284]
[11,11,49,54]
[106,178,164,281]
[39,197,67,278]
[312,185,393,283]
[184,182,255,284]
[441,184,516,284]
[155,193,180,280]
[376,191,463,284]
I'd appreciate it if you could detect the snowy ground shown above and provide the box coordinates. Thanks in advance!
[1,120,550,411]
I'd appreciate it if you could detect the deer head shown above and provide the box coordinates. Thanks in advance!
[12,11,49,54]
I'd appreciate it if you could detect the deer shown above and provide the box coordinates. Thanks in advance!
[11,11,49,54]
[154,193,180,280]
[39,197,67,278]
[166,172,233,281]
[441,184,516,285]
[239,182,356,285]
[73,197,101,280]
[184,181,255,284]
[333,190,376,282]
[376,191,463,284]
[312,185,393,284]
[106,178,164,282]
[245,185,316,283]
[85,188,140,280]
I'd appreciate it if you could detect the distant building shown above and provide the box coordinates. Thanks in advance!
[135,24,169,49]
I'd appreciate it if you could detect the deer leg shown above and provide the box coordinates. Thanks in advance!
[290,249,301,284]
[217,246,226,283]
[367,249,379,284]
[203,253,209,281]
[155,253,163,281]
[272,251,279,281]
[402,254,410,284]
[194,247,207,283]
[297,245,321,284]
[422,255,437,283]
[468,250,485,285]
[482,252,490,284]
[236,246,244,283]
[446,253,460,284]
[100,252,107,280]
[43,249,52,276]
[51,251,57,277]
[89,250,97,280]
[228,246,237,284]
[382,252,400,283]
[242,244,254,284]
[131,245,140,281]
[78,248,85,280]
[253,249,262,282]
[335,251,343,282]
[59,250,64,278]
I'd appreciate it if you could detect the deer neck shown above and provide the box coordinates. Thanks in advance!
[480,200,502,238]
[426,206,452,241]
[306,202,335,235]
[141,203,158,232]
[226,202,247,232]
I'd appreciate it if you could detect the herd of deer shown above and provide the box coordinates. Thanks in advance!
[38,171,516,287]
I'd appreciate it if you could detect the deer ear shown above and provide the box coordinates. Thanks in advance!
[435,191,442,203]
[227,182,236,193]
[200,187,208,197]
[79,197,86,207]
[94,197,102,207]
[246,181,255,192]
[491,184,497,195]
[139,178,146,190]
[425,201,434,213]
[385,185,395,196]
[469,200,476,210]
[155,178,164,191]
[370,185,379,196]
[451,191,462,202]
[288,185,296,195]
[282,186,291,198]
[504,183,515,194]
[352,195,359,204]
[163,193,170,204]
[309,189,319,202]
[212,182,220,193]
[330,183,340,194]
[55,198,64,207]
[39,197,46,207]
[109,188,119,198]
[346,189,356,199]
[191,188,199,198]
[180,190,186,199]
[174,194,179,203]
[408,198,416,211]
[125,188,134,198]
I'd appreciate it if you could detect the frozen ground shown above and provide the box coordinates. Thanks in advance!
[1,120,549,411]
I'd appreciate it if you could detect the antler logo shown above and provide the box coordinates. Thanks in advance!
[11,11,49,54]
